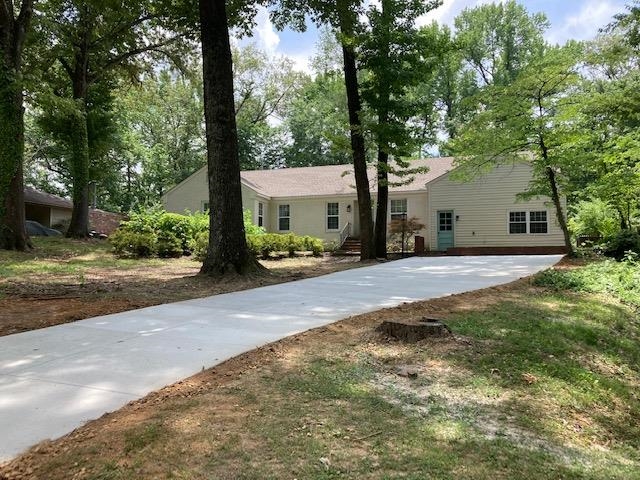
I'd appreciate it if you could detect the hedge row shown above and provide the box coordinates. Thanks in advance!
[110,208,209,258]
[193,232,324,261]
[111,208,324,260]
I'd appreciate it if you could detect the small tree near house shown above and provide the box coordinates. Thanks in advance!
[388,216,425,256]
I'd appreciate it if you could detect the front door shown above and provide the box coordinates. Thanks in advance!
[437,210,454,251]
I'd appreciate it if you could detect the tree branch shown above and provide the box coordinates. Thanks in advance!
[97,37,179,78]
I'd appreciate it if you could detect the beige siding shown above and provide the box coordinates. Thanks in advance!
[162,169,270,228]
[428,162,565,250]
[163,167,208,213]
[268,196,357,243]
[50,208,72,228]
[386,192,429,245]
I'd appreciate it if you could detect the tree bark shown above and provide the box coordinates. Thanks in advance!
[546,166,574,256]
[66,14,91,238]
[338,11,375,261]
[374,136,389,258]
[199,0,262,275]
[0,0,33,251]
[66,106,90,238]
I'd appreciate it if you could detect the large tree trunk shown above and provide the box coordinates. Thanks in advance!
[66,105,90,238]
[199,0,261,275]
[0,0,33,251]
[338,11,375,261]
[374,141,389,258]
[66,21,91,238]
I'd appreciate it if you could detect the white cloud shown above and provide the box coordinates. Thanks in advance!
[547,1,624,44]
[253,6,280,54]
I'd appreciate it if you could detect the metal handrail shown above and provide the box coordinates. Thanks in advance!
[339,222,352,247]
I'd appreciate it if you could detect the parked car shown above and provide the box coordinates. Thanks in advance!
[26,220,63,237]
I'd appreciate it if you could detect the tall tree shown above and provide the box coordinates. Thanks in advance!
[272,0,376,260]
[199,0,261,275]
[360,0,439,257]
[449,44,583,256]
[32,0,189,237]
[0,0,33,250]
[454,0,548,87]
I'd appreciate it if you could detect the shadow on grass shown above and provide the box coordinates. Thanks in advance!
[446,293,640,453]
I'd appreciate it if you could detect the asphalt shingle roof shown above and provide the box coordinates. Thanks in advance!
[24,187,73,209]
[240,157,455,198]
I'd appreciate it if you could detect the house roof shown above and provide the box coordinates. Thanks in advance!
[24,186,73,209]
[240,157,455,198]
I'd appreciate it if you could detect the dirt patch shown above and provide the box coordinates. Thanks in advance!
[0,255,363,337]
[0,278,531,479]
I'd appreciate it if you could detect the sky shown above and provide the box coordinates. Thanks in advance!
[243,0,629,72]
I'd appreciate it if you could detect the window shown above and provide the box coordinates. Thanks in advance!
[439,211,453,231]
[327,202,339,230]
[258,202,264,227]
[529,211,548,234]
[390,199,407,221]
[278,204,290,231]
[509,211,527,234]
[509,210,548,234]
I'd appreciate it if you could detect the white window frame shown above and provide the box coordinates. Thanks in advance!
[508,210,549,235]
[529,210,548,234]
[278,204,290,231]
[257,202,264,228]
[326,202,339,231]
[390,198,408,222]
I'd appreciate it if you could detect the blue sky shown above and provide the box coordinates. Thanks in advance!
[246,0,629,71]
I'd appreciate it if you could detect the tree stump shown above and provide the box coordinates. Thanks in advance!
[377,317,451,342]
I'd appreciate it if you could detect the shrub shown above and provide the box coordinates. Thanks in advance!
[244,209,265,236]
[569,198,620,239]
[534,260,640,310]
[110,230,157,258]
[156,213,193,254]
[189,211,209,237]
[157,231,183,258]
[192,231,209,262]
[603,229,640,260]
[301,236,324,256]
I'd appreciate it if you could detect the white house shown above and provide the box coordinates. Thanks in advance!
[162,157,567,254]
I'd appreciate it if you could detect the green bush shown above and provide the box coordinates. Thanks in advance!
[569,198,620,239]
[110,230,157,258]
[157,231,183,258]
[189,211,209,237]
[192,231,209,262]
[156,213,193,254]
[244,209,266,236]
[534,260,640,310]
[603,229,640,260]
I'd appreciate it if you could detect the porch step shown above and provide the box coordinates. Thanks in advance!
[338,237,361,254]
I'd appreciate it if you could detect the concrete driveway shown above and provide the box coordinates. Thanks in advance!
[0,254,562,461]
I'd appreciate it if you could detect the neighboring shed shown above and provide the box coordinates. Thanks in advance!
[24,187,73,228]
[23,187,124,235]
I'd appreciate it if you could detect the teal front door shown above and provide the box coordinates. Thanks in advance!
[437,210,454,251]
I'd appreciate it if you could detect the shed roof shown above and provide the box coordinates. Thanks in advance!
[24,187,73,209]
[240,157,455,198]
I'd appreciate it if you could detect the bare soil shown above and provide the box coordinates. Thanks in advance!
[0,256,363,337]
[0,278,532,480]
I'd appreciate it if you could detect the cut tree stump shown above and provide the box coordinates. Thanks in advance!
[377,317,451,342]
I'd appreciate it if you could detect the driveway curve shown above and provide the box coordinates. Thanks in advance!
[0,254,562,461]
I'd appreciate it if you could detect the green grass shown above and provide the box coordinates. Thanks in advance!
[0,237,181,279]
[533,259,640,309]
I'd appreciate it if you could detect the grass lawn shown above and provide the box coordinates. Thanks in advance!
[1,257,638,479]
